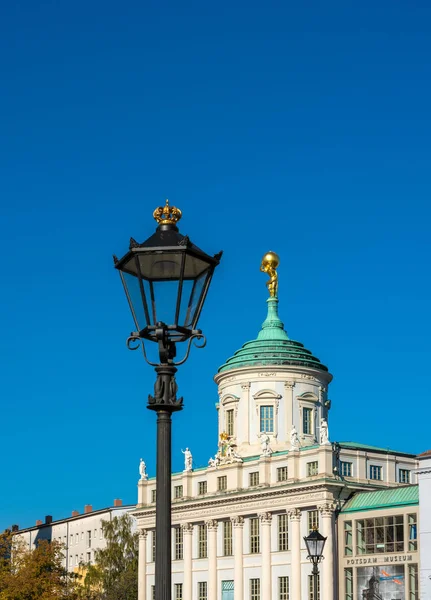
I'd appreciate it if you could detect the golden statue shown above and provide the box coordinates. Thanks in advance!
[153,199,182,225]
[260,251,280,297]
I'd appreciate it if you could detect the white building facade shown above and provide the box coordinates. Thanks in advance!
[134,292,419,600]
[417,450,431,599]
[16,500,135,572]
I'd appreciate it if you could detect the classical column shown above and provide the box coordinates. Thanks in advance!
[319,503,335,600]
[259,512,272,600]
[288,509,302,600]
[206,520,218,600]
[138,528,147,600]
[231,516,244,600]
[182,523,193,600]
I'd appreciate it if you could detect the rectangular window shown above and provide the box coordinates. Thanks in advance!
[75,533,79,544]
[344,568,353,600]
[408,513,417,551]
[249,471,259,486]
[217,476,227,491]
[408,564,419,600]
[198,582,207,600]
[277,514,288,551]
[260,405,274,433]
[174,527,183,560]
[198,481,207,495]
[151,586,155,600]
[277,466,288,481]
[307,461,318,476]
[151,489,157,503]
[344,521,353,556]
[356,515,404,554]
[174,583,183,600]
[226,409,234,436]
[250,578,260,600]
[94,529,97,538]
[340,461,352,477]
[152,531,156,562]
[174,485,183,499]
[369,465,382,480]
[308,574,320,600]
[75,555,78,566]
[86,530,91,548]
[70,535,73,546]
[86,552,91,563]
[278,576,289,600]
[307,510,319,532]
[399,468,411,483]
[198,524,207,558]
[303,407,313,435]
[223,520,233,556]
[250,517,260,554]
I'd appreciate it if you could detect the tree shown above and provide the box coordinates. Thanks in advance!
[0,530,80,600]
[84,513,138,600]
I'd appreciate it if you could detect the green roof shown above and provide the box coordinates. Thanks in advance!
[341,485,419,513]
[340,442,416,457]
[218,297,328,373]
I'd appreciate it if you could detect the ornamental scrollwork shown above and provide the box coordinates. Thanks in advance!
[230,516,244,528]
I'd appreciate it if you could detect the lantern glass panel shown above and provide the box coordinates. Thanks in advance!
[150,279,181,326]
[181,268,209,327]
[121,271,148,331]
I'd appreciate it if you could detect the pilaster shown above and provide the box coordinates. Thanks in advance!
[319,502,336,600]
[181,523,193,600]
[288,508,302,600]
[138,528,147,600]
[231,516,244,600]
[206,520,218,600]
[259,512,272,600]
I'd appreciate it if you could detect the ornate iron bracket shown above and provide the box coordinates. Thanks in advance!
[126,330,206,367]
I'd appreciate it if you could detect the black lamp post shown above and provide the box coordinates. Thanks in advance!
[304,528,327,600]
[114,200,222,600]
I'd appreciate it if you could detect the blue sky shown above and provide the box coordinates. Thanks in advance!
[1,0,430,531]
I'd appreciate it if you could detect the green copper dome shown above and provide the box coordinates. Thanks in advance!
[218,297,328,373]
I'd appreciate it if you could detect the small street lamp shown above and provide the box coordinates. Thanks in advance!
[304,528,327,600]
[114,200,222,600]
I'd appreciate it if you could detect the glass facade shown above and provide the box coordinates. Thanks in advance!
[356,515,404,554]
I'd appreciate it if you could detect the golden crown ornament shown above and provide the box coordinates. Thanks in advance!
[153,199,182,225]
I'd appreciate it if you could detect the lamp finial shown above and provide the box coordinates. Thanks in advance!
[153,199,182,226]
[260,251,280,298]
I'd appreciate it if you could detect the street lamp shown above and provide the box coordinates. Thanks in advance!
[304,528,327,600]
[114,200,222,600]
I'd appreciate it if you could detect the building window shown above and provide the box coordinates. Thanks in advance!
[217,476,227,491]
[307,510,319,532]
[249,471,259,486]
[75,533,79,544]
[151,531,156,561]
[174,485,183,499]
[223,520,233,556]
[86,552,91,563]
[226,409,234,436]
[198,524,207,558]
[278,576,289,600]
[307,461,318,476]
[151,586,155,600]
[303,407,313,435]
[408,513,417,551]
[86,530,91,548]
[344,568,353,600]
[250,517,260,554]
[308,574,320,600]
[399,469,411,483]
[174,583,183,600]
[75,555,79,566]
[198,582,207,600]
[94,529,97,538]
[340,461,352,477]
[344,521,353,556]
[198,481,207,495]
[369,465,382,480]
[277,514,288,551]
[174,527,183,560]
[259,405,274,433]
[277,466,288,481]
[356,515,404,554]
[151,489,157,503]
[408,564,419,600]
[70,535,73,546]
[250,578,261,600]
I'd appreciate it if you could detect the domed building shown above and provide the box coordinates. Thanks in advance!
[135,254,419,600]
